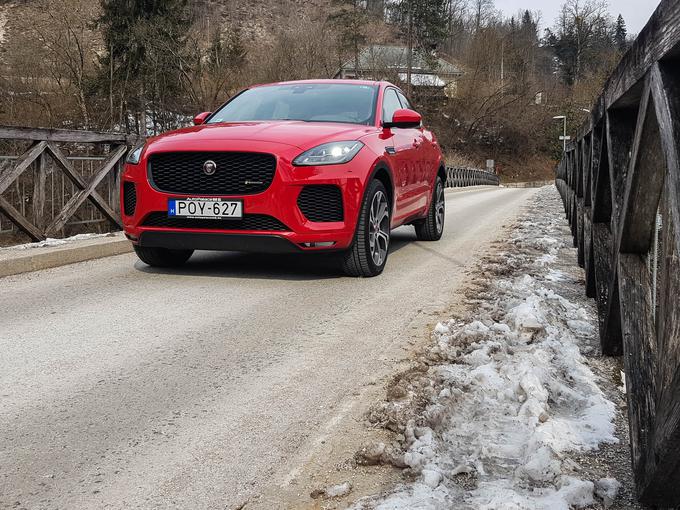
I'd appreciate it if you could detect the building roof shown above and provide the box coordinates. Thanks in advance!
[397,72,446,87]
[340,45,463,78]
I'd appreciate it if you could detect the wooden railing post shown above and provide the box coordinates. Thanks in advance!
[32,152,47,232]
[554,1,680,504]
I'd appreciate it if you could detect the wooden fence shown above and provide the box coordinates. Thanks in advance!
[556,0,680,504]
[446,166,499,187]
[0,126,138,243]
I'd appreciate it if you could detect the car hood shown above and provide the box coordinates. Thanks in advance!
[148,121,377,151]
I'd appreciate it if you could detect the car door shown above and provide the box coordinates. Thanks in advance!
[381,88,419,223]
[397,90,430,213]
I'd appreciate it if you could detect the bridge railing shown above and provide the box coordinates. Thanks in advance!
[0,126,139,243]
[445,166,499,187]
[556,0,680,504]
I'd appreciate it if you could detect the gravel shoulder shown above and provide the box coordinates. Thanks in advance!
[299,186,643,510]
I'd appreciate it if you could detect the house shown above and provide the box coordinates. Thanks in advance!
[334,45,463,94]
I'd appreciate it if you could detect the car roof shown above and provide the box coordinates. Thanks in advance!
[251,79,396,89]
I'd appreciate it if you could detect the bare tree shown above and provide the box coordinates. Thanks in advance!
[471,0,495,33]
[32,0,99,128]
[553,0,609,83]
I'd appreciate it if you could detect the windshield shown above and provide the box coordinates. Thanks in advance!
[207,83,379,125]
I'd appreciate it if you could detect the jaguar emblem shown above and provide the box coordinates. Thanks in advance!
[203,160,217,175]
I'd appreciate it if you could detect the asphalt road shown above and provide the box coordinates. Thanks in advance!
[0,186,537,509]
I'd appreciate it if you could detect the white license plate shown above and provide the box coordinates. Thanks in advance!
[168,198,243,219]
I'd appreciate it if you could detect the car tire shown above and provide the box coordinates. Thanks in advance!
[415,176,445,241]
[341,179,391,277]
[134,245,194,267]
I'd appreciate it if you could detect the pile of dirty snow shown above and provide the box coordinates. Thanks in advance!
[0,6,8,47]
[353,186,622,510]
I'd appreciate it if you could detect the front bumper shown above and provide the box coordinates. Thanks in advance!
[121,142,374,252]
[137,231,303,253]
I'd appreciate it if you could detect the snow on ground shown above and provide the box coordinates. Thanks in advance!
[0,4,9,46]
[353,186,625,510]
[2,232,117,251]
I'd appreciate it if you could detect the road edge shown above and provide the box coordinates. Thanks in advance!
[0,236,133,278]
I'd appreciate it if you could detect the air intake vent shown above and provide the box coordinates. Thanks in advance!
[297,185,344,222]
[141,212,289,231]
[148,152,276,195]
[123,182,136,216]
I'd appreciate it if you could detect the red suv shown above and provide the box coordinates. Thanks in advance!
[121,80,446,277]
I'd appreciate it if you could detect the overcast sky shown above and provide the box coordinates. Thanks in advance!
[494,0,660,34]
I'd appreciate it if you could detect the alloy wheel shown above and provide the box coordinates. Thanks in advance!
[435,181,445,234]
[369,190,390,266]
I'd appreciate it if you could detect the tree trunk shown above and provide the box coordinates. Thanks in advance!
[406,0,413,97]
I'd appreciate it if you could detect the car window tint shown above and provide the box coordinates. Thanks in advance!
[382,89,402,124]
[397,91,412,110]
[207,84,379,125]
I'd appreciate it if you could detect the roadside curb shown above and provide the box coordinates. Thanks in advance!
[444,185,499,194]
[0,234,132,278]
[502,180,553,188]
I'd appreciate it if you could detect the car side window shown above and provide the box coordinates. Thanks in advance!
[397,91,412,110]
[382,89,402,124]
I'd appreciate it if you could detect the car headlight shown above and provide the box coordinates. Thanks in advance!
[126,146,143,165]
[293,141,364,166]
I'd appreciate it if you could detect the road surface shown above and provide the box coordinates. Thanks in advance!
[0,186,537,509]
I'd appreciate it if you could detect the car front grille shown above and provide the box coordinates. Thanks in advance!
[148,152,276,195]
[123,182,137,216]
[297,185,344,222]
[141,212,289,231]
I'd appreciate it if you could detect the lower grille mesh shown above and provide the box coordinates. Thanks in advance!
[123,182,136,216]
[297,185,344,222]
[141,212,289,231]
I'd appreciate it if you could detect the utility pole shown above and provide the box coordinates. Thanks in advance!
[406,0,413,97]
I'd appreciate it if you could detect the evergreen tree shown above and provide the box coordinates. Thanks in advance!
[327,0,369,76]
[97,0,194,133]
[390,0,449,53]
[505,10,539,84]
[521,10,537,39]
[614,14,628,52]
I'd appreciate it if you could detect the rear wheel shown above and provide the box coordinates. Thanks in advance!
[342,179,391,277]
[134,245,194,267]
[415,176,445,241]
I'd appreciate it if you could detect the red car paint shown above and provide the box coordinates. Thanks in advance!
[120,79,445,253]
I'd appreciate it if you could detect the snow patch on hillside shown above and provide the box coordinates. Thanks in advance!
[0,4,10,47]
[353,186,619,510]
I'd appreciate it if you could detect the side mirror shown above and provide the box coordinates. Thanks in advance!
[383,108,422,129]
[193,111,212,126]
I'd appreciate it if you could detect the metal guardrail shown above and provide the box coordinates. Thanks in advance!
[445,166,499,187]
[556,0,680,504]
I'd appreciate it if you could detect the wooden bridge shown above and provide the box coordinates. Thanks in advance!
[556,0,680,504]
